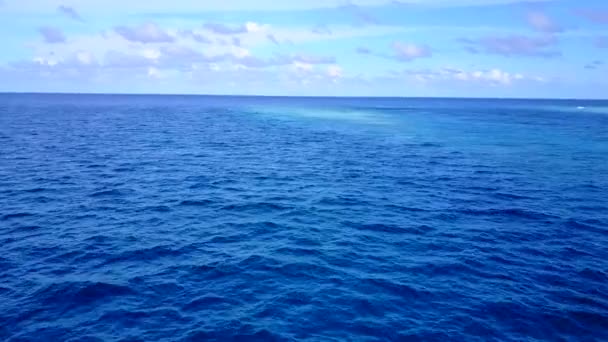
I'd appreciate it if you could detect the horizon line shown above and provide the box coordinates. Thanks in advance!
[0,91,606,101]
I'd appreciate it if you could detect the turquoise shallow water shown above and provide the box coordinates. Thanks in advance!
[1,94,607,341]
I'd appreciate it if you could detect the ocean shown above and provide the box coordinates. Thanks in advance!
[1,94,607,341]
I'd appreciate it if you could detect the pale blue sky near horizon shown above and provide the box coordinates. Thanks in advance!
[0,0,606,98]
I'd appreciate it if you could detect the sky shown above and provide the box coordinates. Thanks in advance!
[0,0,606,98]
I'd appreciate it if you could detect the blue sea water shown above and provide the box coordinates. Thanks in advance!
[1,94,607,342]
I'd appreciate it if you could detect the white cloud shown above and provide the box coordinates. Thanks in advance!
[57,5,83,21]
[0,1,386,13]
[193,21,412,48]
[0,0,553,14]
[32,56,58,66]
[403,67,541,86]
[30,19,418,65]
[245,22,263,33]
[526,11,562,33]
[266,34,280,45]
[141,48,161,60]
[327,65,343,78]
[104,50,152,68]
[38,26,66,43]
[147,67,161,78]
[460,34,560,57]
[203,22,249,35]
[292,61,314,72]
[2,0,568,96]
[392,42,432,61]
[114,23,175,43]
[75,51,94,65]
[180,30,212,44]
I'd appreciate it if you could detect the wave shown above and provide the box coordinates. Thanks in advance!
[455,208,556,220]
[1,212,34,221]
[2,95,607,341]
[30,281,135,310]
[221,202,293,213]
[89,189,133,197]
[101,245,198,266]
[345,222,435,235]
[179,199,215,207]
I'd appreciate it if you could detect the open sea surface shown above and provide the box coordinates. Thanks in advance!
[1,94,607,341]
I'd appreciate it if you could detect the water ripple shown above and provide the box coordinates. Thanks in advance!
[1,95,607,341]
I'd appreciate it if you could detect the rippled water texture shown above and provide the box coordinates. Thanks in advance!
[1,94,608,341]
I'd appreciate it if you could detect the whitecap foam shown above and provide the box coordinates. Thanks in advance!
[249,106,393,125]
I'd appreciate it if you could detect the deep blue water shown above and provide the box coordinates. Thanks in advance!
[1,94,608,341]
